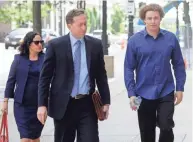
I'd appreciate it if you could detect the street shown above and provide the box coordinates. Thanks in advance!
[0,42,192,142]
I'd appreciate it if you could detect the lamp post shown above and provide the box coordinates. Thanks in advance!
[59,1,62,36]
[53,1,74,36]
[33,1,41,34]
[183,0,192,69]
[128,0,135,39]
[183,1,192,49]
[102,0,108,55]
[54,1,64,36]
[77,0,86,9]
[175,2,180,40]
[98,0,102,29]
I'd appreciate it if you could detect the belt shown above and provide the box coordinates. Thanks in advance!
[71,94,89,100]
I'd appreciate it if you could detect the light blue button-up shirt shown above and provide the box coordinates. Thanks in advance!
[70,33,90,95]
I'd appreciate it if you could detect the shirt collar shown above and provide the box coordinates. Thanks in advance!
[143,28,166,37]
[69,32,84,46]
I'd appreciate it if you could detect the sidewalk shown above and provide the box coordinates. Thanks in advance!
[99,70,192,142]
[98,74,192,142]
[2,48,193,142]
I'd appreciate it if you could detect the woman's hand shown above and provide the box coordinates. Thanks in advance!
[1,101,8,113]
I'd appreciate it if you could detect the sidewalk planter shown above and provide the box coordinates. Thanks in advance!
[104,55,114,78]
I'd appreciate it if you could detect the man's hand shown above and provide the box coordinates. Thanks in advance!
[174,91,183,106]
[102,104,110,120]
[130,96,137,111]
[37,106,47,125]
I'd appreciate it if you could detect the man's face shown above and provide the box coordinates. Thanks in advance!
[67,14,87,39]
[144,11,161,31]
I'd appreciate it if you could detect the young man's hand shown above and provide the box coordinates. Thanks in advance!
[130,96,137,111]
[174,91,183,105]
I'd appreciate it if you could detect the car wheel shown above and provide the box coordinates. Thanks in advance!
[5,44,9,49]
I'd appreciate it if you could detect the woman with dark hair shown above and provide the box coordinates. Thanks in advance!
[2,31,45,142]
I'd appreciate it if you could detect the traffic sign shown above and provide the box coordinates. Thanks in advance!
[128,0,135,16]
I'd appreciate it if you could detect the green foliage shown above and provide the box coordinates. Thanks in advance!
[0,0,52,27]
[86,7,100,33]
[85,8,92,32]
[41,2,53,18]
[111,3,125,34]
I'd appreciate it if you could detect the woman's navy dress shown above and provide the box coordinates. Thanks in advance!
[14,60,43,139]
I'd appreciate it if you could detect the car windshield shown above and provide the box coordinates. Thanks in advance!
[93,31,102,35]
[9,28,31,35]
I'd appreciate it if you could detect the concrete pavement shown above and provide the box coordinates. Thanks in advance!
[98,70,192,142]
[41,71,192,142]
[0,45,192,142]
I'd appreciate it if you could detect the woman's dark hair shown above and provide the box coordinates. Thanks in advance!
[18,31,43,56]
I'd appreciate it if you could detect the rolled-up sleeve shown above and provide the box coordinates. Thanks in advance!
[124,38,137,97]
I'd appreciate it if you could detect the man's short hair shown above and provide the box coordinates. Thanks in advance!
[66,9,85,24]
[139,4,165,20]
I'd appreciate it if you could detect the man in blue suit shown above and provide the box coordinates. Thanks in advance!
[37,9,111,142]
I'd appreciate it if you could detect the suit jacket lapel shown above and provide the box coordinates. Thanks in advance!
[66,34,74,72]
[84,36,91,75]
[38,54,44,70]
[39,54,44,62]
[22,56,30,71]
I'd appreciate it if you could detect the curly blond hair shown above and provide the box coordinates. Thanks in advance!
[139,3,165,20]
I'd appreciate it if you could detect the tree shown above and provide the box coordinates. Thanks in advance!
[111,3,125,34]
[0,0,52,27]
[86,7,100,33]
[85,8,92,32]
[90,7,98,32]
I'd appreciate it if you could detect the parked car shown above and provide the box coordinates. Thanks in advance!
[4,28,32,49]
[4,28,60,49]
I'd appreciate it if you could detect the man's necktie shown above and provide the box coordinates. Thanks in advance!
[71,40,81,97]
